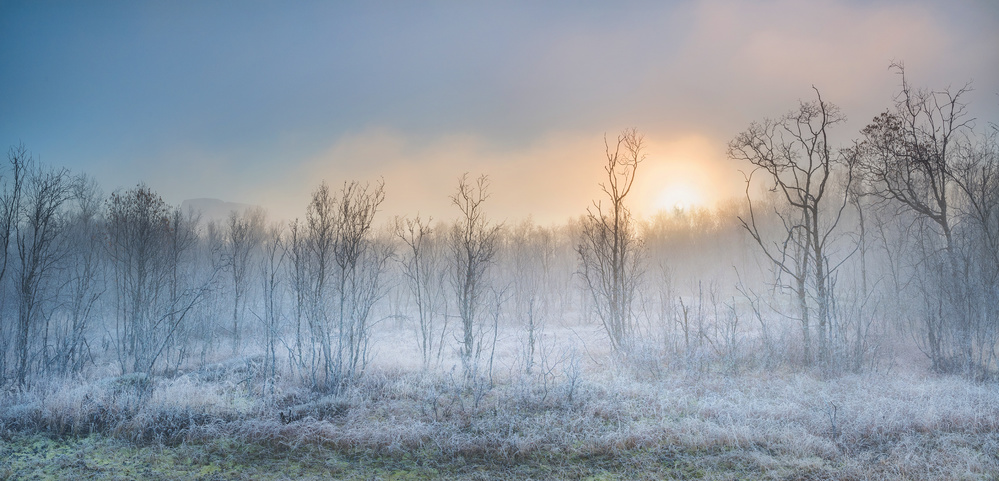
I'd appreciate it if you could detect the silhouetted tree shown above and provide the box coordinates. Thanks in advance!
[0,144,28,384]
[578,129,645,354]
[729,88,855,367]
[13,159,73,385]
[858,64,995,375]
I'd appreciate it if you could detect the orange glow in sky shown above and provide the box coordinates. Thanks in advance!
[2,1,996,224]
[631,134,737,219]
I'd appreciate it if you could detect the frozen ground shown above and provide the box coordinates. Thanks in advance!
[2,321,997,480]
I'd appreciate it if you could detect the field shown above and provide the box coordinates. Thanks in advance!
[3,322,998,480]
[5,2,999,479]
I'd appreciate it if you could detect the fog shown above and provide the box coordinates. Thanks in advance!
[1,71,998,478]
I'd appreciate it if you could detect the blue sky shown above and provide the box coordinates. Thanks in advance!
[2,0,997,223]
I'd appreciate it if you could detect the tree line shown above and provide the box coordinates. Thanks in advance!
[1,65,996,390]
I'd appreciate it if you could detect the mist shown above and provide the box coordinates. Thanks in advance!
[1,68,998,478]
[3,1,999,478]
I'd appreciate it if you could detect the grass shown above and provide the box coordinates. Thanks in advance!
[2,358,998,480]
[0,431,856,480]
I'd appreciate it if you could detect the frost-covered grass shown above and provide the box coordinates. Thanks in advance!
[2,356,998,480]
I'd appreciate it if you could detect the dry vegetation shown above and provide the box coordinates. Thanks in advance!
[2,345,998,480]
[2,69,999,479]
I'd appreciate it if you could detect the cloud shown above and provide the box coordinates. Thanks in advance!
[575,0,998,138]
[291,129,602,225]
[271,126,743,226]
[4,0,996,225]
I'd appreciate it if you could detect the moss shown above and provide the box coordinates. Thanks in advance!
[197,463,221,476]
[0,431,989,480]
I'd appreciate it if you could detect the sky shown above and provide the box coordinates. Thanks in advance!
[2,0,998,225]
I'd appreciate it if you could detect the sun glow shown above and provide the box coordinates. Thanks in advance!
[654,183,705,213]
[633,134,731,219]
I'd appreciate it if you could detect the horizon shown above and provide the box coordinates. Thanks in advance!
[3,1,997,225]
[2,3,999,476]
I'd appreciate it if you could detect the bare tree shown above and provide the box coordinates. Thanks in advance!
[105,185,169,374]
[395,215,449,369]
[13,159,73,385]
[256,222,285,388]
[857,64,979,374]
[161,207,205,373]
[53,175,105,375]
[330,181,390,385]
[304,182,337,387]
[952,132,999,372]
[577,129,645,354]
[191,218,227,364]
[729,88,855,367]
[105,184,213,374]
[223,207,264,352]
[286,218,310,378]
[303,180,389,390]
[509,220,557,374]
[449,174,501,377]
[0,144,28,384]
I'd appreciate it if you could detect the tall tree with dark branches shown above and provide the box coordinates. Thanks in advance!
[13,160,73,385]
[857,64,994,375]
[578,128,645,354]
[0,144,28,383]
[729,88,855,367]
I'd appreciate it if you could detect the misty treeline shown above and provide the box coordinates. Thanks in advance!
[1,66,996,392]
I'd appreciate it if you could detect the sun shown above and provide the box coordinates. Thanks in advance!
[631,133,736,219]
[653,183,704,214]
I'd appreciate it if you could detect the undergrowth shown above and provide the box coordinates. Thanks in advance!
[2,360,998,480]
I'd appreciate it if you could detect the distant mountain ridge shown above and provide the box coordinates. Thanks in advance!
[181,198,257,223]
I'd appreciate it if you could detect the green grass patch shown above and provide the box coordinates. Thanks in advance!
[0,432,836,480]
